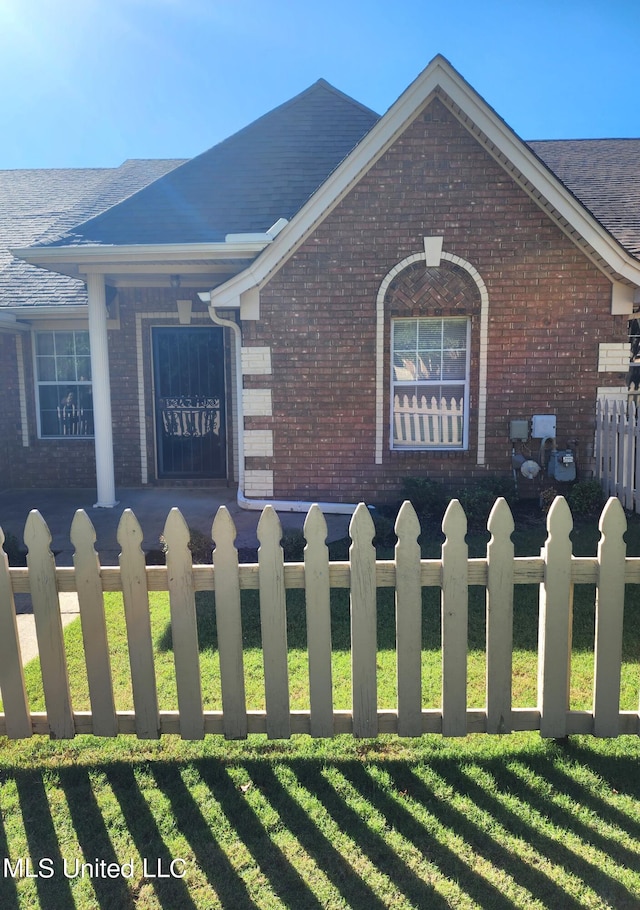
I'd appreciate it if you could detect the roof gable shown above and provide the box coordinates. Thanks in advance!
[211,55,640,306]
[43,80,379,247]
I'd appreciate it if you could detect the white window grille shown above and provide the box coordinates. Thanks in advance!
[34,331,94,438]
[391,317,470,450]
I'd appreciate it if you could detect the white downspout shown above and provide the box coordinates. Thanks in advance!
[205,299,357,515]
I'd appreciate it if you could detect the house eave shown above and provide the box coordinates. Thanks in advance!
[12,240,270,263]
[1,305,89,320]
[0,311,31,332]
[10,241,270,284]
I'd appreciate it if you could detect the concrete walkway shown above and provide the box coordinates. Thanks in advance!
[1,486,353,665]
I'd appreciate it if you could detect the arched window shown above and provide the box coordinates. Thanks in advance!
[375,243,489,464]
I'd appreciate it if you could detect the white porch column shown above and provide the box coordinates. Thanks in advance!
[86,273,117,507]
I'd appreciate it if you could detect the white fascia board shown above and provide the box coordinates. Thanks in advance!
[211,56,640,308]
[11,240,270,267]
[0,305,88,319]
[436,68,640,285]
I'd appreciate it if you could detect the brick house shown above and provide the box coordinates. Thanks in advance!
[2,56,640,510]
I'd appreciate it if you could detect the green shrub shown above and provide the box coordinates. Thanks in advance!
[454,476,516,530]
[567,479,605,517]
[158,527,213,564]
[280,529,306,562]
[371,512,397,548]
[187,528,214,563]
[400,477,447,518]
[540,486,559,515]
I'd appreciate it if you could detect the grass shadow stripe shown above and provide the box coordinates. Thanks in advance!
[340,760,519,910]
[438,761,639,909]
[150,762,256,910]
[561,741,640,802]
[196,760,328,910]
[57,767,134,910]
[522,753,640,843]
[293,759,454,909]
[495,760,640,874]
[105,764,197,910]
[0,776,21,910]
[242,760,390,910]
[15,771,77,910]
[387,761,586,910]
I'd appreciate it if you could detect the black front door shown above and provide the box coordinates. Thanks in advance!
[152,327,226,478]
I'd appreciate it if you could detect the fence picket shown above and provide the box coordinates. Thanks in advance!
[304,505,333,737]
[593,498,627,736]
[117,509,160,739]
[71,510,117,737]
[395,501,422,736]
[538,496,573,738]
[0,527,31,738]
[486,498,514,734]
[594,398,603,487]
[257,506,290,738]
[2,495,639,743]
[350,503,378,737]
[24,511,74,739]
[164,509,204,740]
[624,403,635,510]
[616,401,627,504]
[441,500,468,737]
[212,506,247,739]
[601,399,612,498]
[635,411,640,515]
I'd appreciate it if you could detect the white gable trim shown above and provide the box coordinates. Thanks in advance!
[212,56,640,309]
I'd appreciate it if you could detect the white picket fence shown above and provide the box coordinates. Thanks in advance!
[393,394,463,447]
[0,497,637,741]
[595,397,640,512]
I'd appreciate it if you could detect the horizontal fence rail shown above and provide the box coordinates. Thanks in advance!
[0,497,638,741]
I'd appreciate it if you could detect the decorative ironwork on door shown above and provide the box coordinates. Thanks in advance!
[153,327,226,478]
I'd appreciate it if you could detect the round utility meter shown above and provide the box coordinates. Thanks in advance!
[520,459,541,480]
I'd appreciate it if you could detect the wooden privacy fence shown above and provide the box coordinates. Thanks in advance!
[595,396,640,512]
[0,496,637,742]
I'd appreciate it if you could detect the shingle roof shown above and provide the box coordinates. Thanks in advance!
[529,139,640,259]
[0,159,184,306]
[43,79,380,247]
[3,77,640,313]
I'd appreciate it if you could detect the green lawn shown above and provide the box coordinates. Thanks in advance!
[1,509,640,908]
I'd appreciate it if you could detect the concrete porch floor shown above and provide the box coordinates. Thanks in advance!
[0,487,353,664]
[0,486,353,567]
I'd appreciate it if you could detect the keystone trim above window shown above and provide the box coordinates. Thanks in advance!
[391,316,470,450]
[34,330,94,438]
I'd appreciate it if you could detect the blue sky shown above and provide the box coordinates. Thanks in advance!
[1,0,639,169]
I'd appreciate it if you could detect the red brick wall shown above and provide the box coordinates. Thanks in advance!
[0,333,23,490]
[247,97,625,503]
[0,291,232,490]
[0,332,97,489]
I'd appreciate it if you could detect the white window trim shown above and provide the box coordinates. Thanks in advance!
[390,316,471,451]
[32,328,94,440]
[375,245,489,464]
